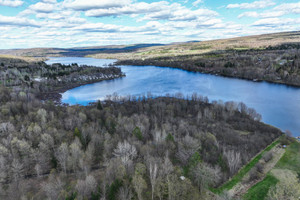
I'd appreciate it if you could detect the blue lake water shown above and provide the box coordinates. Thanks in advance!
[46,57,300,136]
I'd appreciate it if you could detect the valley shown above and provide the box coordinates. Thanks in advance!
[0,31,299,200]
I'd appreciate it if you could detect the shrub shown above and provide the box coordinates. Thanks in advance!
[132,127,143,141]
[256,162,264,173]
[224,62,235,68]
[97,100,103,110]
[107,179,123,200]
[165,133,175,143]
[248,162,264,182]
[263,152,273,163]
[248,168,260,182]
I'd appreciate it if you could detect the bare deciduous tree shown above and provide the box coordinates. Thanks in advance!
[132,173,147,200]
[0,122,15,135]
[118,185,133,200]
[176,135,200,165]
[149,162,158,200]
[76,175,97,200]
[161,154,174,200]
[11,158,24,182]
[42,173,64,200]
[0,155,7,183]
[55,143,69,173]
[191,163,220,193]
[113,140,137,166]
[35,163,41,178]
[69,140,83,172]
[155,177,165,200]
[162,154,173,177]
[223,149,241,176]
[37,108,47,125]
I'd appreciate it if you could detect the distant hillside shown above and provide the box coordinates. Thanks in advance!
[0,43,164,57]
[114,31,300,87]
[92,31,300,60]
[1,31,300,59]
[2,31,300,87]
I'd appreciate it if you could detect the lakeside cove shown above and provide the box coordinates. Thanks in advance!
[48,57,300,137]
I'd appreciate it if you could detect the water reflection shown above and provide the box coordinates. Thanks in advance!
[46,57,300,136]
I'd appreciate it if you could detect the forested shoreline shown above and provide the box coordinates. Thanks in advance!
[116,46,300,87]
[0,56,285,199]
[0,81,283,199]
[0,56,124,103]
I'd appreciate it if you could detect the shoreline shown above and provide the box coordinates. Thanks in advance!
[37,75,125,104]
[115,60,300,88]
[43,55,300,88]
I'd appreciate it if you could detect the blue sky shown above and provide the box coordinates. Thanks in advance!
[0,0,300,49]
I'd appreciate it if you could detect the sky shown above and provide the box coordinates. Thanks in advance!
[0,0,300,49]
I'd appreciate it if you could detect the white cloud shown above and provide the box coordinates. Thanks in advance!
[72,20,175,35]
[238,2,300,19]
[2,0,300,49]
[261,11,285,18]
[201,19,223,27]
[238,11,259,18]
[0,14,41,27]
[29,2,55,13]
[227,0,275,9]
[66,17,86,24]
[18,9,35,16]
[73,23,119,32]
[238,11,285,18]
[36,13,65,20]
[273,2,300,14]
[85,1,218,24]
[85,2,163,17]
[143,9,217,21]
[0,0,23,7]
[64,0,132,11]
[36,31,63,36]
[42,0,57,4]
[252,17,300,27]
[192,0,203,7]
[137,3,218,21]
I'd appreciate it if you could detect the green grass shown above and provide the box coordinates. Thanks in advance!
[243,174,278,200]
[275,141,300,173]
[242,141,300,200]
[190,45,212,50]
[211,140,279,194]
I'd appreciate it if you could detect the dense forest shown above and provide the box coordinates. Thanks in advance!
[117,45,300,87]
[0,81,282,199]
[0,56,285,199]
[1,31,298,199]
[0,56,124,102]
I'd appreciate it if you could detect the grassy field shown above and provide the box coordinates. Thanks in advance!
[243,174,278,200]
[275,141,300,173]
[91,31,300,60]
[211,140,279,194]
[0,54,45,63]
[242,141,300,200]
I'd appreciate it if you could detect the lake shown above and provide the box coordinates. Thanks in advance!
[46,57,300,136]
